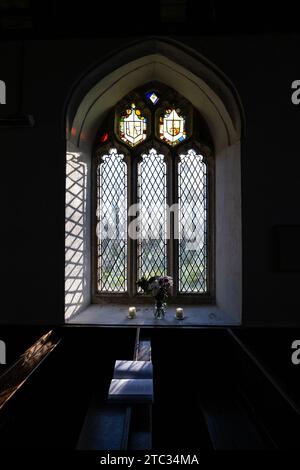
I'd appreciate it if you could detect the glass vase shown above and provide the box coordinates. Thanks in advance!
[154,300,166,319]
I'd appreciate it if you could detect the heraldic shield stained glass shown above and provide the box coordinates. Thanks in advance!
[159,108,186,146]
[119,103,147,147]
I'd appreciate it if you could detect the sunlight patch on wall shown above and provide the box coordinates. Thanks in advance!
[65,152,88,320]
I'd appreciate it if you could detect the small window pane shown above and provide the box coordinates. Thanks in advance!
[159,108,186,146]
[178,149,208,293]
[145,91,159,105]
[97,149,127,292]
[137,148,167,281]
[119,103,147,147]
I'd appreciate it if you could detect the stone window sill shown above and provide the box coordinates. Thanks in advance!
[66,303,240,327]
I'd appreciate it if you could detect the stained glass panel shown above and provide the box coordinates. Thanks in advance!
[146,91,159,105]
[159,108,186,146]
[97,149,127,292]
[178,149,207,293]
[137,148,167,282]
[119,103,147,147]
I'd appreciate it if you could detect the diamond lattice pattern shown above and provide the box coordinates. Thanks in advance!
[97,149,127,292]
[137,148,167,281]
[178,149,207,293]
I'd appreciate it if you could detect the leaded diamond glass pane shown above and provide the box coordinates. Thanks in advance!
[137,148,167,281]
[178,149,207,293]
[97,149,127,292]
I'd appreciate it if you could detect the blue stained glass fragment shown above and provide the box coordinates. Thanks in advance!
[146,91,159,105]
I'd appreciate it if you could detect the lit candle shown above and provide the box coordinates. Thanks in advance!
[128,306,136,319]
[175,307,184,320]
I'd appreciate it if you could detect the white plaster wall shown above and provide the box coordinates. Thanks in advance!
[65,144,91,319]
[215,142,242,323]
[0,79,6,104]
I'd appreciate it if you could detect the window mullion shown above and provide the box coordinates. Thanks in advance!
[172,152,179,297]
[129,151,138,296]
[166,150,173,293]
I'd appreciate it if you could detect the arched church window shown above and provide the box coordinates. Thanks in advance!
[93,83,214,302]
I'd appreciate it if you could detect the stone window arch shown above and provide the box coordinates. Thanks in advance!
[65,38,244,325]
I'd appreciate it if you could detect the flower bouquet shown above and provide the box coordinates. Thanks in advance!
[137,275,173,319]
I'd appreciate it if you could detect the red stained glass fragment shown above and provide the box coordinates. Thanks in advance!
[100,132,109,143]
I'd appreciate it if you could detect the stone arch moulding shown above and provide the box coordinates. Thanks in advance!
[64,37,244,325]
